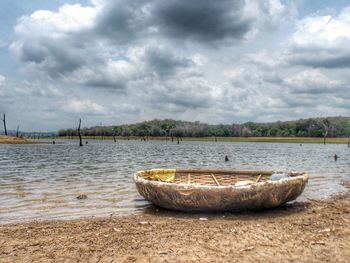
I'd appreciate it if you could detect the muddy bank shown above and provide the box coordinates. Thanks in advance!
[1,190,349,263]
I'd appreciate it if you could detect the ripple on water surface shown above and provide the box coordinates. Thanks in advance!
[0,140,349,224]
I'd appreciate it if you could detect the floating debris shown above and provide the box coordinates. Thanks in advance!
[76,194,87,200]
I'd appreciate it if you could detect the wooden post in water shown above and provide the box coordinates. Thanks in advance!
[78,119,83,147]
[16,125,19,138]
[1,113,7,136]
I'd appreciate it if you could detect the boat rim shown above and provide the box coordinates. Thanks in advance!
[134,169,309,190]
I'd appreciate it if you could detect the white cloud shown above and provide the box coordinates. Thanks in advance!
[284,69,344,94]
[286,6,350,67]
[64,99,105,114]
[15,4,97,36]
[0,74,5,85]
[69,59,140,89]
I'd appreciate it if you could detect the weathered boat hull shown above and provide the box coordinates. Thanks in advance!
[134,170,308,212]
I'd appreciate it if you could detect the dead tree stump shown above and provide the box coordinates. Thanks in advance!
[78,119,83,147]
[1,113,7,136]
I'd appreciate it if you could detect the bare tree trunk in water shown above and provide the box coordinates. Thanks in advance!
[78,119,83,147]
[322,121,330,145]
[113,134,116,142]
[348,136,350,148]
[16,125,19,137]
[1,113,7,136]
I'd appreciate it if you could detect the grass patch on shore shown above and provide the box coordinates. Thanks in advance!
[57,136,350,144]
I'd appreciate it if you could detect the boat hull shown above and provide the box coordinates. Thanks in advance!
[134,170,308,212]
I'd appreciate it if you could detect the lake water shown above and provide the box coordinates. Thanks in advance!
[0,140,349,224]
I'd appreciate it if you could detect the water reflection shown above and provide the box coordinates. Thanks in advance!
[0,140,349,223]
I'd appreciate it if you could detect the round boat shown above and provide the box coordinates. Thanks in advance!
[134,169,308,212]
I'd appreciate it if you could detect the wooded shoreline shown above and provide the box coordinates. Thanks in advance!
[56,135,350,144]
[58,117,350,139]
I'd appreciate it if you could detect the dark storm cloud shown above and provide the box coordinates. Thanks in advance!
[150,0,253,44]
[289,51,350,68]
[93,0,255,45]
[84,77,127,90]
[20,42,46,63]
[16,39,86,77]
[143,47,194,76]
[40,44,85,77]
[155,93,212,109]
[94,0,149,44]
[10,0,284,83]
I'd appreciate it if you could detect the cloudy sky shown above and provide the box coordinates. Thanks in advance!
[1,0,350,131]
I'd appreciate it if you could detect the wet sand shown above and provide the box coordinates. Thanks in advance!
[1,188,349,263]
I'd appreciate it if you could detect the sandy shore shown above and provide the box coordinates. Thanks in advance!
[0,136,46,144]
[1,189,349,263]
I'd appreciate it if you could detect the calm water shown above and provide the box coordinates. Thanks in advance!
[0,140,349,224]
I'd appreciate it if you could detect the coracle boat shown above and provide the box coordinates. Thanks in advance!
[134,169,308,212]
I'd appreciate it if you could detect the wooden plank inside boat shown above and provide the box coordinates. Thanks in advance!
[173,172,270,186]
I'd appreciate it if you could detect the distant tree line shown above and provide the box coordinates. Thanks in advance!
[57,117,350,139]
